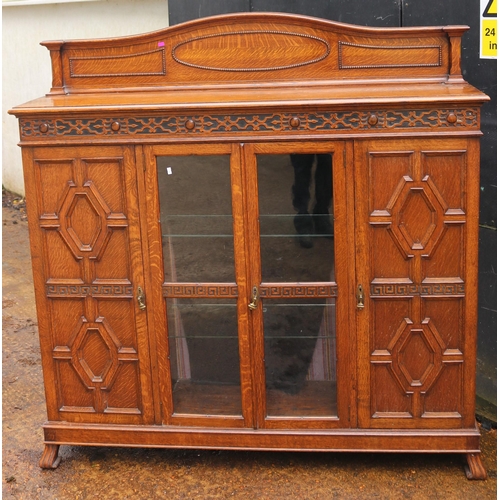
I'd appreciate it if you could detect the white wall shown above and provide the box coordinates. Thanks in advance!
[2,0,170,195]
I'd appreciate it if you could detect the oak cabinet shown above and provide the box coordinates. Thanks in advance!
[10,13,488,478]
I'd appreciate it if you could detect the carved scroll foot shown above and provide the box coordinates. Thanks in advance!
[40,444,61,469]
[465,453,487,480]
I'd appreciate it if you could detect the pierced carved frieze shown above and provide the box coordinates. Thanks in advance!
[20,108,479,140]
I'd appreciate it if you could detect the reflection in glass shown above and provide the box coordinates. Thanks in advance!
[257,154,334,282]
[167,299,242,416]
[157,155,234,282]
[264,299,337,417]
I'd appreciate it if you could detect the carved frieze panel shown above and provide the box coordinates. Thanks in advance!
[260,284,337,298]
[370,282,465,297]
[20,108,479,140]
[163,284,238,298]
[46,283,133,298]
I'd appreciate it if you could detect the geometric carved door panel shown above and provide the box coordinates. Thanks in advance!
[354,138,478,429]
[29,146,154,424]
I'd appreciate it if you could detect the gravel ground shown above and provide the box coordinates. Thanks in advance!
[2,190,497,499]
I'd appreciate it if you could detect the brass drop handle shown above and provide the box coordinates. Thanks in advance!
[137,286,146,310]
[356,284,365,310]
[248,286,259,311]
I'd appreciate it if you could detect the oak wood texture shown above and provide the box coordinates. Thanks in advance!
[465,452,488,480]
[9,13,489,478]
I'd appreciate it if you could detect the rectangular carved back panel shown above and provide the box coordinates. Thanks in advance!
[40,13,465,95]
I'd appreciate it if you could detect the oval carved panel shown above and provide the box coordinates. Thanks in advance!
[172,31,330,72]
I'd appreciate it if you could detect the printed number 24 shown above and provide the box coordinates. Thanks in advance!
[485,28,496,36]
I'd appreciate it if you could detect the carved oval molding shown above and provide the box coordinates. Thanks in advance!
[172,30,331,72]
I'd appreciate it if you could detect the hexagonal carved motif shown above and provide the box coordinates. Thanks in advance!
[386,318,447,394]
[58,182,112,260]
[398,329,436,387]
[397,188,437,251]
[56,181,127,260]
[70,317,121,390]
[52,315,140,413]
[384,179,449,258]
[66,193,103,252]
[79,328,113,383]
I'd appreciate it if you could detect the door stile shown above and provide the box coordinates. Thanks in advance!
[241,143,268,430]
[343,140,358,427]
[22,146,60,422]
[230,143,255,429]
[331,140,354,428]
[142,144,174,424]
[462,138,481,428]
[353,143,373,428]
[118,145,157,424]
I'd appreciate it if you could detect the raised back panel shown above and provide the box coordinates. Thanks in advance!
[42,13,465,94]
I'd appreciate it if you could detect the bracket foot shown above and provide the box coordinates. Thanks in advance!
[465,453,487,480]
[40,444,61,469]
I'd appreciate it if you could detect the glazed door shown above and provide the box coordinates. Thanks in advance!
[147,142,351,429]
[244,142,351,429]
[146,144,253,427]
[26,145,154,424]
[354,138,479,429]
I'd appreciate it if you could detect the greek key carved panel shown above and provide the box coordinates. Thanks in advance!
[260,284,337,298]
[46,283,134,298]
[163,284,238,298]
[370,282,465,297]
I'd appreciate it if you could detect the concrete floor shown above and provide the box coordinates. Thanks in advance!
[2,191,497,499]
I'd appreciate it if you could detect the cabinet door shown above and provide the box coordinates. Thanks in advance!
[145,144,253,427]
[354,138,479,429]
[25,146,154,424]
[246,142,351,429]
[146,142,351,429]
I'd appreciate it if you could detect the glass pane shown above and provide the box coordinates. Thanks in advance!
[157,155,234,282]
[263,299,337,417]
[167,299,241,416]
[257,154,334,282]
